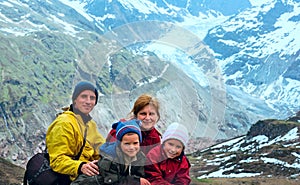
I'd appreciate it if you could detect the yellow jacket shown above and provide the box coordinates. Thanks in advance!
[46,110,105,180]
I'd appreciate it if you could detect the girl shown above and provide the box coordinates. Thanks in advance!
[145,122,191,185]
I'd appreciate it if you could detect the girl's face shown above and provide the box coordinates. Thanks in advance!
[162,139,184,159]
[120,133,140,158]
[73,90,96,115]
[136,104,159,131]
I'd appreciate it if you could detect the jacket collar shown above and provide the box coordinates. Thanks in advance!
[70,104,92,124]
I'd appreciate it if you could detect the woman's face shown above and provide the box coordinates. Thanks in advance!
[136,104,159,131]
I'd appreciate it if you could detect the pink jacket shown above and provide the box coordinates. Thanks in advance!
[144,145,191,185]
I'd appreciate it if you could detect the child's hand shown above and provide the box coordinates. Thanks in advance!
[140,178,151,185]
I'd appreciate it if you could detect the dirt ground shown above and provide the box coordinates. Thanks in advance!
[1,157,299,185]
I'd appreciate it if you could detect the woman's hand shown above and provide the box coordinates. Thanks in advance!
[81,160,99,176]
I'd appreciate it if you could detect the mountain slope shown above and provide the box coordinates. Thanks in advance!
[0,157,25,185]
[190,112,300,180]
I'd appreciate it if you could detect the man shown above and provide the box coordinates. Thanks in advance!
[46,81,105,184]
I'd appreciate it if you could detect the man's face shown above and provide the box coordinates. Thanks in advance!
[120,133,140,158]
[73,90,96,115]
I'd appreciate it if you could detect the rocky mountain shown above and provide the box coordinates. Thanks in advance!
[0,0,299,173]
[190,111,300,180]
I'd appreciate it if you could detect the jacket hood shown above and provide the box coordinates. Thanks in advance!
[100,142,118,158]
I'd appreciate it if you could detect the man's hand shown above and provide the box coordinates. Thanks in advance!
[81,160,99,176]
[140,177,151,185]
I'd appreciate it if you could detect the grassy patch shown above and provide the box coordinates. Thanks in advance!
[195,178,214,183]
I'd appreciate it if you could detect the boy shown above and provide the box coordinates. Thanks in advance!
[71,120,150,185]
[144,122,191,185]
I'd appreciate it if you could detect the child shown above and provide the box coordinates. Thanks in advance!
[71,119,151,185]
[144,122,191,185]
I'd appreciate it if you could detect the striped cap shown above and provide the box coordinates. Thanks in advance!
[162,122,189,147]
[116,119,142,143]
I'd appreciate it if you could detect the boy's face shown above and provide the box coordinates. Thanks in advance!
[163,139,184,159]
[120,133,140,158]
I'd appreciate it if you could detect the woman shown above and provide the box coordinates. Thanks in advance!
[106,94,161,155]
